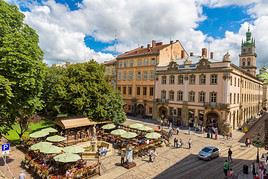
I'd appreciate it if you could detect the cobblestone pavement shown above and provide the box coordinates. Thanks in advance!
[95,118,265,179]
[0,118,264,179]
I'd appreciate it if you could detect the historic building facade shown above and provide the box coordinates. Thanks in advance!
[153,30,264,132]
[116,40,187,117]
[103,59,117,89]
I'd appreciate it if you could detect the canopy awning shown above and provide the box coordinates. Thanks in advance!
[55,117,110,129]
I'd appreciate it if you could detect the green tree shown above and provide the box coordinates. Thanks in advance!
[43,61,126,124]
[0,1,45,138]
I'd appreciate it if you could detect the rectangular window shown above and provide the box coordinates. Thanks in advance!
[123,87,126,95]
[178,75,183,85]
[199,74,206,85]
[161,76,167,84]
[189,91,195,102]
[238,79,240,87]
[150,87,154,96]
[143,87,147,96]
[234,93,236,104]
[177,108,182,117]
[137,71,141,80]
[161,90,166,100]
[199,92,206,103]
[128,71,133,80]
[143,71,148,80]
[230,93,232,104]
[118,86,121,92]
[210,74,218,85]
[169,75,175,84]
[119,62,123,68]
[169,91,174,101]
[144,58,148,66]
[234,77,236,86]
[237,94,240,103]
[150,71,155,80]
[128,87,132,95]
[189,75,196,84]
[177,91,183,101]
[123,61,127,68]
[210,92,217,103]
[169,107,174,116]
[149,107,153,114]
[230,77,232,86]
[123,72,127,80]
[151,58,156,65]
[137,87,140,95]
[129,60,133,67]
[118,72,121,80]
[137,59,142,66]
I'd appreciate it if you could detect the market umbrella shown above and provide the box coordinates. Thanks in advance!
[111,129,127,136]
[102,123,116,130]
[121,132,137,139]
[46,135,66,142]
[63,146,85,154]
[138,126,154,132]
[53,153,81,163]
[145,132,161,139]
[129,123,144,129]
[41,127,58,133]
[40,145,63,154]
[29,142,52,151]
[29,130,50,139]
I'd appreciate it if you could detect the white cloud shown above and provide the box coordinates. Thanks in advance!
[6,0,268,67]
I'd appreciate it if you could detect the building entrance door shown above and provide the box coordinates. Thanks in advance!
[206,112,219,129]
[137,104,145,116]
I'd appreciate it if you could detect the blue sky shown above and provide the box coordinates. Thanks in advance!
[17,0,253,53]
[10,0,268,66]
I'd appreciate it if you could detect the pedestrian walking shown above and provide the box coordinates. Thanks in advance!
[188,138,192,149]
[148,149,153,162]
[188,126,191,135]
[176,127,180,135]
[120,150,125,166]
[174,137,178,148]
[252,162,256,176]
[223,160,229,177]
[228,148,232,162]
[179,138,183,148]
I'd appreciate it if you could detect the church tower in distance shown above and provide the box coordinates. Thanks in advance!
[239,26,257,76]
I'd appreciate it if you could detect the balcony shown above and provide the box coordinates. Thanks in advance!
[204,102,230,110]
[154,98,169,104]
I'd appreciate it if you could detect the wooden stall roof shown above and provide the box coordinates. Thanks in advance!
[55,117,110,129]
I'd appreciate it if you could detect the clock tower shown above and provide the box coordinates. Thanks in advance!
[239,26,257,76]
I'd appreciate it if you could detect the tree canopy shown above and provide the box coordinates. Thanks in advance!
[42,61,125,124]
[0,1,45,136]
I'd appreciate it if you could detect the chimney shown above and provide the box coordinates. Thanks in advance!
[152,40,156,47]
[210,52,214,59]
[147,44,150,48]
[181,50,185,59]
[190,52,194,56]
[201,48,208,58]
[141,45,144,48]
[170,40,173,44]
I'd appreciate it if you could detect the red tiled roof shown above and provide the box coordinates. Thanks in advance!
[103,59,116,65]
[117,43,170,59]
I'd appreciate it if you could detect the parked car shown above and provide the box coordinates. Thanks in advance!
[198,146,219,160]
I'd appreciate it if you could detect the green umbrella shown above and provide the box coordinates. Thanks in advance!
[102,123,116,130]
[121,132,137,139]
[145,132,161,139]
[129,123,144,129]
[63,146,85,154]
[54,153,81,163]
[46,135,66,142]
[29,142,52,151]
[29,130,50,139]
[41,127,58,133]
[138,126,154,132]
[40,145,63,154]
[111,129,127,136]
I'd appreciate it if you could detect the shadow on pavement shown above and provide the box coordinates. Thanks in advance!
[154,154,255,179]
[0,157,14,166]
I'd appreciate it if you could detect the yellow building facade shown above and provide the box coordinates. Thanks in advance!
[116,40,187,117]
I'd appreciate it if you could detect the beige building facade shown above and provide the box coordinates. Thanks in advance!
[104,59,117,89]
[153,30,264,132]
[116,40,187,117]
